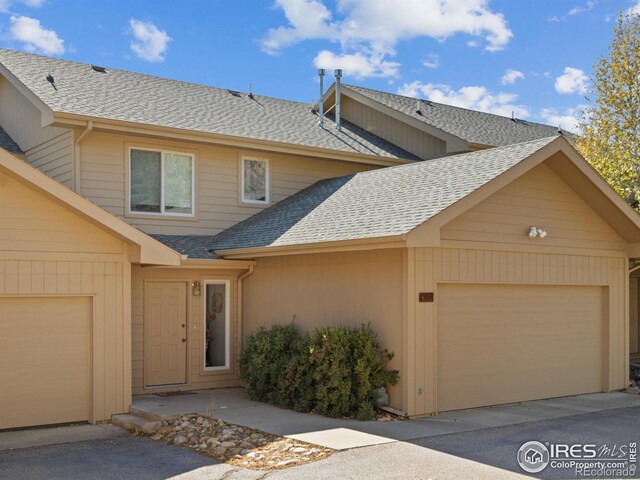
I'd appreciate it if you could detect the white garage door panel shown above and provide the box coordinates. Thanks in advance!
[438,284,603,412]
[0,297,91,429]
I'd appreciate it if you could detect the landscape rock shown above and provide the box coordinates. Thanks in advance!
[173,435,188,446]
[135,412,334,470]
[141,420,163,435]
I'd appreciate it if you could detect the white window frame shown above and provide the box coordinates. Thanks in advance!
[128,146,196,217]
[203,279,231,372]
[240,156,270,205]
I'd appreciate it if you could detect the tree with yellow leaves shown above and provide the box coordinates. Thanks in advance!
[575,12,640,205]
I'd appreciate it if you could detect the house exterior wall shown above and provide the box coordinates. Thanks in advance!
[131,265,246,394]
[440,163,626,252]
[630,271,639,355]
[0,169,131,423]
[242,249,405,408]
[23,130,75,188]
[340,95,447,160]
[0,77,67,150]
[79,132,373,236]
[406,162,629,416]
[0,77,74,187]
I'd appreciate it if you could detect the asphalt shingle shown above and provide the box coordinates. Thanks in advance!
[0,125,22,153]
[345,84,568,147]
[150,234,219,259]
[0,49,417,161]
[209,136,560,253]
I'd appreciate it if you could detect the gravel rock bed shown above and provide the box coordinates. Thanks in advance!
[139,414,334,470]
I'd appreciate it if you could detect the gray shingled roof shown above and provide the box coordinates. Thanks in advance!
[0,125,22,153]
[0,49,417,161]
[150,234,219,259]
[345,84,567,147]
[208,136,559,253]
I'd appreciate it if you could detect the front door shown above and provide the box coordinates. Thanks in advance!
[144,281,187,386]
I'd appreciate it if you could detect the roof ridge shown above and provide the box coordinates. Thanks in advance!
[342,134,561,179]
[343,83,564,131]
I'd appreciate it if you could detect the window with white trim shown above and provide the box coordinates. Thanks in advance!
[204,280,230,370]
[129,148,194,215]
[241,157,269,204]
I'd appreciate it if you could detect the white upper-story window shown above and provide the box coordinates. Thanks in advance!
[241,156,269,205]
[129,147,195,216]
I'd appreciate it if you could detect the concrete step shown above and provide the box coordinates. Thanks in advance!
[111,413,148,433]
[129,406,163,422]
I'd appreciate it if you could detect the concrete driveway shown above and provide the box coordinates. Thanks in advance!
[2,400,639,479]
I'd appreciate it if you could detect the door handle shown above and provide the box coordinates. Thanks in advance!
[182,338,187,343]
[182,324,186,328]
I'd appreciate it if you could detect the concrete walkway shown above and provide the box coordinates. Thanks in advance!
[131,388,640,450]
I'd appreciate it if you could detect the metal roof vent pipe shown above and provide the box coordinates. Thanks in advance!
[318,68,325,129]
[334,69,342,132]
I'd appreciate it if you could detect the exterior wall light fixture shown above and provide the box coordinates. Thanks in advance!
[192,281,201,296]
[528,226,548,239]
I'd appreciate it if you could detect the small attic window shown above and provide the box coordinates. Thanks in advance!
[227,89,242,97]
[91,65,107,73]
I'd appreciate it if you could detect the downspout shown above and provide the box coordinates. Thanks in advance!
[237,264,256,351]
[74,121,94,193]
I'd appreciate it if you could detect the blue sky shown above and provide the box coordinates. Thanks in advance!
[0,0,638,132]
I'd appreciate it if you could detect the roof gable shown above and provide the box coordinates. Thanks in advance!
[0,148,180,265]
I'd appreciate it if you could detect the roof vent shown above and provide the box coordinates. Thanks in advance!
[227,89,242,97]
[91,65,107,73]
[45,74,57,90]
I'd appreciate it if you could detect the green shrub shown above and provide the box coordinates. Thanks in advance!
[238,323,302,404]
[239,322,399,420]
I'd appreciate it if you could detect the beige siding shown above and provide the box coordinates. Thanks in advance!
[243,249,404,408]
[1,170,123,254]
[341,95,446,160]
[630,273,639,354]
[24,130,75,188]
[0,76,68,150]
[80,132,373,235]
[0,169,130,423]
[441,163,626,253]
[131,266,245,394]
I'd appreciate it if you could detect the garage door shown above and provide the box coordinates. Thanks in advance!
[437,284,603,412]
[0,297,91,429]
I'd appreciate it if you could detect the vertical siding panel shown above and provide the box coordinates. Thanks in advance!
[18,260,31,294]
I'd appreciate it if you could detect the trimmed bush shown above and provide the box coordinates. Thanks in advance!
[238,323,302,405]
[239,323,399,420]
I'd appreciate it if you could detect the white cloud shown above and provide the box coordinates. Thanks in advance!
[9,15,64,54]
[397,81,529,118]
[538,105,586,133]
[0,0,45,12]
[314,49,400,79]
[262,0,513,78]
[128,19,171,63]
[421,53,439,69]
[262,0,337,54]
[568,0,596,16]
[554,67,589,94]
[501,68,524,85]
[628,1,640,15]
